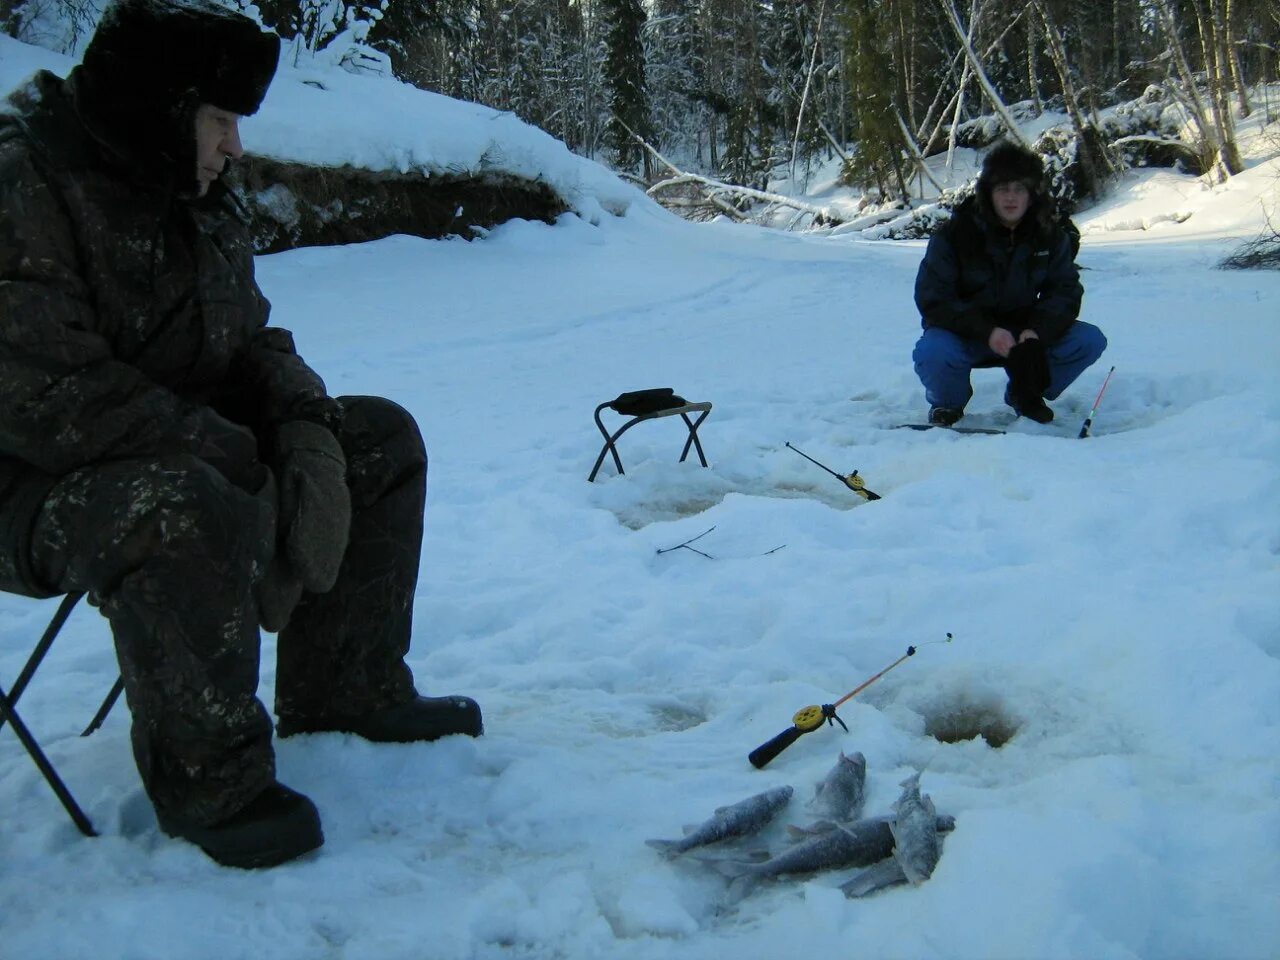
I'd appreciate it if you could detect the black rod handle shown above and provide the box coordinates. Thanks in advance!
[748,725,804,768]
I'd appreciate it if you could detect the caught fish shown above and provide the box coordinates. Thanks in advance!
[645,786,793,858]
[809,751,866,822]
[712,813,955,901]
[840,858,909,899]
[845,777,949,897]
[889,772,940,884]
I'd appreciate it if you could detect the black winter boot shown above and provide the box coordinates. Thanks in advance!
[277,695,484,743]
[157,782,323,869]
[1003,386,1055,423]
[928,406,963,427]
[1019,397,1055,423]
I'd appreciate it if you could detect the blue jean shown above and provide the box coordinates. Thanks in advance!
[912,323,1107,410]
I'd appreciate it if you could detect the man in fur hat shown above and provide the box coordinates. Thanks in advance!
[0,0,481,868]
[912,140,1106,426]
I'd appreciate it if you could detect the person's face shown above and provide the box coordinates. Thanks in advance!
[194,104,244,196]
[991,180,1031,228]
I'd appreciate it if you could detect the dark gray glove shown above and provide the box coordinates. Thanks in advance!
[250,470,304,631]
[274,420,351,594]
[256,554,304,632]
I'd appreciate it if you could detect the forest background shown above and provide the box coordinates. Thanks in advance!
[4,0,1279,221]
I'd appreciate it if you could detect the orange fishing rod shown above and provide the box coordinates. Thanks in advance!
[1078,366,1116,439]
[748,634,952,769]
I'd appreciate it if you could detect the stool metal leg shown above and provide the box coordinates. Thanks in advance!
[589,402,628,481]
[0,680,98,837]
[589,405,648,482]
[0,592,83,732]
[678,409,711,467]
[1,591,114,837]
[81,676,124,737]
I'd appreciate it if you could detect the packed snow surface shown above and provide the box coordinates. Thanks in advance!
[2,33,1279,960]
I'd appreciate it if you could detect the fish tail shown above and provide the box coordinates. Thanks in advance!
[725,873,760,904]
[644,838,683,858]
[700,857,756,881]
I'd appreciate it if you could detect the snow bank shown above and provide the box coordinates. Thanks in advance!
[0,34,648,219]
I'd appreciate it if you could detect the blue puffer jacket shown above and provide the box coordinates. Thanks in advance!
[914,195,1082,342]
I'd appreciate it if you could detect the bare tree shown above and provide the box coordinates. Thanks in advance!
[940,0,1032,147]
[1192,0,1245,172]
[789,0,828,183]
[1223,0,1252,116]
[1034,0,1119,198]
[1153,0,1243,179]
[4,0,96,49]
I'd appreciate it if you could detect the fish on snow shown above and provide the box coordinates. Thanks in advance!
[710,812,955,901]
[645,786,794,859]
[888,771,941,884]
[808,750,866,823]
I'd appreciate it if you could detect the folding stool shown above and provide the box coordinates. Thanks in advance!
[0,592,124,836]
[587,388,712,482]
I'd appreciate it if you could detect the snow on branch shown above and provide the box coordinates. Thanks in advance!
[940,0,1032,149]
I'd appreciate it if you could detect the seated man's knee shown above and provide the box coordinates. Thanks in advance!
[129,456,272,561]
[35,456,272,592]
[337,396,427,475]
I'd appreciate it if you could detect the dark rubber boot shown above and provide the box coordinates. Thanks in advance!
[1019,398,1055,423]
[1004,387,1054,423]
[928,406,963,427]
[157,782,323,869]
[277,695,483,742]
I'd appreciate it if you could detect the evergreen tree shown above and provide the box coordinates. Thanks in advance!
[840,0,908,197]
[366,0,473,91]
[646,0,709,163]
[601,0,654,175]
[701,0,774,186]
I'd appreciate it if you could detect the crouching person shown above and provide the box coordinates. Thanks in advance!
[912,141,1106,426]
[0,0,481,869]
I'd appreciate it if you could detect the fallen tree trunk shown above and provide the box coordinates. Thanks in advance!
[627,123,843,225]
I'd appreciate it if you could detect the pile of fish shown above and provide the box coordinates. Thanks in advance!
[645,751,952,901]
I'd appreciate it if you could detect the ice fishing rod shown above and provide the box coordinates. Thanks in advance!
[785,442,881,500]
[748,634,953,769]
[1077,365,1115,439]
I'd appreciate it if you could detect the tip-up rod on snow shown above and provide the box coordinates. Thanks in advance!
[1077,366,1116,439]
[748,634,953,769]
[785,442,881,501]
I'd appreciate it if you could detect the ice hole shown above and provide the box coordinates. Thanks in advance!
[922,696,1020,748]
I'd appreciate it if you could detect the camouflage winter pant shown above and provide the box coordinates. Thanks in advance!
[29,396,422,825]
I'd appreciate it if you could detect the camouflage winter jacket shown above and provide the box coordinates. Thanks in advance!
[914,195,1083,344]
[0,70,337,597]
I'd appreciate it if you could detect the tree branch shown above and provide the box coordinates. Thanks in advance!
[940,0,1033,148]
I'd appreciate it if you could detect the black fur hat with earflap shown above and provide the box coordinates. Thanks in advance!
[975,140,1049,231]
[978,141,1044,196]
[70,0,280,195]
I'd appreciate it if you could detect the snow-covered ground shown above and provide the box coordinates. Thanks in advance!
[2,35,1279,960]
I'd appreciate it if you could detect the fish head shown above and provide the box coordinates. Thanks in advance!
[841,751,867,775]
